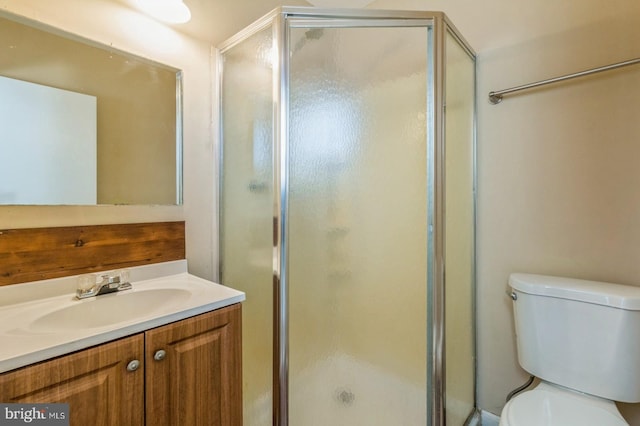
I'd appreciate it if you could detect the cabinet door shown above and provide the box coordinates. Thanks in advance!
[145,304,242,426]
[0,334,144,426]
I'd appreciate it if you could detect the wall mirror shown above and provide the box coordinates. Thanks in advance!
[0,12,182,206]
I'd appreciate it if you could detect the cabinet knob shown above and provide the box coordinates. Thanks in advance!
[126,359,140,372]
[154,349,167,361]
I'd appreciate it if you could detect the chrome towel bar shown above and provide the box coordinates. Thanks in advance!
[489,57,640,104]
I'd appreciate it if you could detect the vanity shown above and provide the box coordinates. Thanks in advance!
[0,223,245,425]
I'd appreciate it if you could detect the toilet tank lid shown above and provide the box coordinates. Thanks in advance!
[509,273,640,311]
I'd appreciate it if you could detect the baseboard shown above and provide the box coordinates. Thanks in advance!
[466,409,500,426]
[480,410,500,426]
[465,410,481,426]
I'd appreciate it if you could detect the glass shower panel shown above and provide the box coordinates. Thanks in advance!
[287,24,430,425]
[219,26,274,426]
[443,30,476,425]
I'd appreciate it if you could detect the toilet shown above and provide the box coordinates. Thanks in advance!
[500,273,640,426]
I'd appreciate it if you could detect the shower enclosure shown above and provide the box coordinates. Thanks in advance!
[218,7,476,425]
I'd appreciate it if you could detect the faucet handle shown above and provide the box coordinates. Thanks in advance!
[118,269,131,285]
[76,273,98,299]
[77,273,96,290]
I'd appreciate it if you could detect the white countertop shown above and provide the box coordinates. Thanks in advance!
[0,260,245,373]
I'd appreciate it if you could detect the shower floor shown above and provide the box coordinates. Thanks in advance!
[289,352,427,425]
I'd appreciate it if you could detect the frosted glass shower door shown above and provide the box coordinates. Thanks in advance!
[287,23,430,425]
[219,26,274,425]
[444,31,476,425]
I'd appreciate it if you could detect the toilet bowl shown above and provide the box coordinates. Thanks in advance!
[502,273,640,426]
[499,382,628,426]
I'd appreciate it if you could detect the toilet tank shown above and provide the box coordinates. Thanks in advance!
[509,273,640,403]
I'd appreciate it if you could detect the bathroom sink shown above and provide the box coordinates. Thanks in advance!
[28,288,192,332]
[0,264,245,374]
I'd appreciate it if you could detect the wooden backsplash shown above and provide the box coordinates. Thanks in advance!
[0,222,185,286]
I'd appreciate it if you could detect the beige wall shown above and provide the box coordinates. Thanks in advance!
[0,0,216,280]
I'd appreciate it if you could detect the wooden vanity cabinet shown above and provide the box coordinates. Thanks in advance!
[0,304,242,426]
[0,334,145,426]
[146,303,243,426]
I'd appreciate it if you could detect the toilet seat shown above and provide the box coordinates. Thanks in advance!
[499,382,628,426]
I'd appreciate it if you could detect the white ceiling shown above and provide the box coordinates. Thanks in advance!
[120,0,640,53]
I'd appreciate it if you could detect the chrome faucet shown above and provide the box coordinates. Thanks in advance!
[76,270,132,299]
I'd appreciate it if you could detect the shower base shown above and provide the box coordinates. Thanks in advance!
[249,352,427,425]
